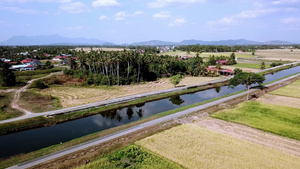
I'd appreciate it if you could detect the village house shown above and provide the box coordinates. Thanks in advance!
[206,67,234,76]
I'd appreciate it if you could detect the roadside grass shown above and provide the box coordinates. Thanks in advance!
[137,123,300,169]
[211,101,300,140]
[77,145,183,169]
[0,92,23,120]
[18,90,62,113]
[232,63,270,69]
[270,79,300,98]
[16,74,49,84]
[15,69,62,84]
[0,88,244,168]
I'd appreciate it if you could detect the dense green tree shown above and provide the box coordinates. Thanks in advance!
[229,72,265,100]
[0,60,16,87]
[170,74,184,87]
[260,62,266,70]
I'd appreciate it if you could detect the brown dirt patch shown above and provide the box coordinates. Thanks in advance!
[40,76,224,107]
[257,94,300,109]
[195,117,300,157]
[221,65,259,73]
[256,49,300,61]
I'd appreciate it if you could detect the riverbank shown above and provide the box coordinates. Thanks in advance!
[4,70,300,169]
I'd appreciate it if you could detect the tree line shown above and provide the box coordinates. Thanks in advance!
[65,49,236,86]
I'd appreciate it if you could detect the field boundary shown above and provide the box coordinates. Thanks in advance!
[7,69,300,169]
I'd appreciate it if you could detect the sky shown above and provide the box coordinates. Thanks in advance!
[0,0,300,44]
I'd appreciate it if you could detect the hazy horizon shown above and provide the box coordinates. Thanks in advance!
[1,0,300,43]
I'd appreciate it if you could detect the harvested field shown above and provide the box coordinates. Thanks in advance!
[255,49,300,61]
[257,94,300,109]
[40,76,223,107]
[212,101,300,140]
[221,65,259,72]
[196,117,300,157]
[270,79,300,98]
[137,123,300,169]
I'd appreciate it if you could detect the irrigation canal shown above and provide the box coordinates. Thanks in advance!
[1,66,300,159]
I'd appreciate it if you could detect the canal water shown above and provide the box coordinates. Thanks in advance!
[0,66,299,159]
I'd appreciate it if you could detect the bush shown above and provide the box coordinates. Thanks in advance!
[86,75,94,85]
[30,80,48,89]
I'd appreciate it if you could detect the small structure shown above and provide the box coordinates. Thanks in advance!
[206,67,234,76]
[20,65,35,71]
[216,60,227,65]
[21,58,42,67]
[53,55,68,61]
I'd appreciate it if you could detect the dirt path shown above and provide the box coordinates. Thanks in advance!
[11,71,62,115]
[195,117,300,157]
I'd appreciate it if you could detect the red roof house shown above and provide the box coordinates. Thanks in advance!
[21,58,35,63]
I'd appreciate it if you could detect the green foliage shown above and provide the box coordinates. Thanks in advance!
[212,101,300,140]
[270,61,283,67]
[0,60,16,87]
[79,145,183,169]
[0,92,23,120]
[260,61,266,70]
[252,51,255,55]
[234,68,243,75]
[170,74,185,87]
[30,79,48,89]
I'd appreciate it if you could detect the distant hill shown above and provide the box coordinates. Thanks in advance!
[131,39,294,46]
[131,40,176,46]
[0,35,295,46]
[0,35,113,46]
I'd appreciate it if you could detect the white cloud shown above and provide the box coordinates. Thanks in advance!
[65,26,85,31]
[153,11,171,19]
[99,15,109,20]
[148,0,206,8]
[115,11,128,21]
[207,9,278,26]
[59,2,90,14]
[92,0,120,7]
[281,17,300,24]
[271,0,300,5]
[134,11,144,15]
[114,11,144,21]
[0,6,38,14]
[168,17,186,27]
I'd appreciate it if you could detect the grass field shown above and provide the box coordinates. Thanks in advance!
[212,101,300,140]
[77,145,183,169]
[137,123,300,169]
[231,63,270,69]
[19,90,62,113]
[201,52,254,59]
[0,92,23,120]
[270,79,300,98]
[255,49,300,61]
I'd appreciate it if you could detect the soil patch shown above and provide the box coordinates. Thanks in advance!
[196,117,300,157]
[257,94,300,109]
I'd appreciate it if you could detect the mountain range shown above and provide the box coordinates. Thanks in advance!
[0,35,295,46]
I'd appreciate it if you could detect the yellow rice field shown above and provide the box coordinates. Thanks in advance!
[137,124,300,169]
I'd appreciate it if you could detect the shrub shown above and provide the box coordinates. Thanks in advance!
[30,80,48,89]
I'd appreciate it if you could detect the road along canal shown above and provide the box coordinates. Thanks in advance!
[0,65,300,159]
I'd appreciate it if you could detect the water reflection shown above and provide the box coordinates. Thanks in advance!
[0,66,299,159]
[169,95,185,105]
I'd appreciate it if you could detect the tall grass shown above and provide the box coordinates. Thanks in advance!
[77,145,183,169]
[270,79,300,98]
[212,101,300,140]
[137,123,300,169]
[0,92,23,120]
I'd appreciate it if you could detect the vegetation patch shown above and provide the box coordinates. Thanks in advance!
[0,92,23,120]
[270,79,300,98]
[212,101,300,140]
[77,145,182,169]
[137,123,300,169]
[232,63,270,69]
[19,91,62,113]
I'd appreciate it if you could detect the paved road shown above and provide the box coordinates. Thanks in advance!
[1,62,299,125]
[8,73,300,169]
[0,77,230,124]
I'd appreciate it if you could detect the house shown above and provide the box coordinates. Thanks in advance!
[70,57,78,60]
[206,67,234,76]
[216,60,227,65]
[0,58,11,63]
[20,58,42,67]
[44,53,51,57]
[53,55,68,61]
[20,65,35,71]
